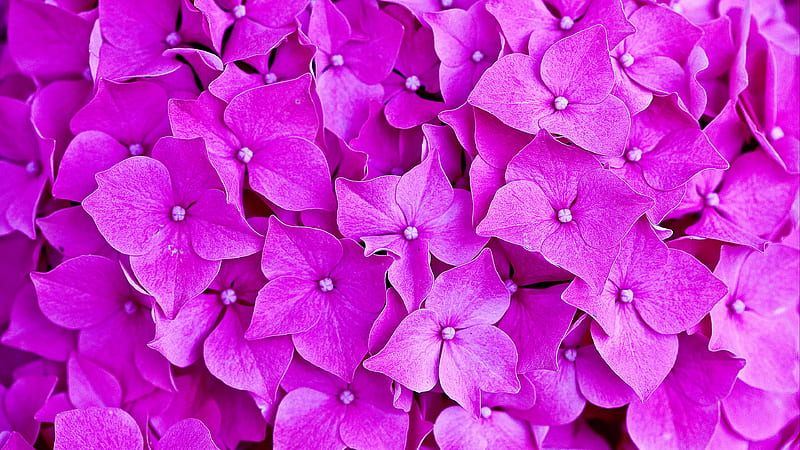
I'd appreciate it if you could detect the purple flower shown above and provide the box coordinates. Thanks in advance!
[273,358,409,450]
[82,137,262,318]
[364,250,520,417]
[478,131,652,292]
[246,217,391,382]
[469,25,631,157]
[170,74,335,212]
[337,153,487,310]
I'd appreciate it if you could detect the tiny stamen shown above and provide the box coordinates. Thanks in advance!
[626,147,642,162]
[171,205,186,222]
[403,226,419,240]
[339,389,355,405]
[25,160,40,175]
[330,54,344,67]
[705,192,720,207]
[441,326,456,341]
[129,143,144,156]
[123,300,138,315]
[553,96,569,111]
[504,279,518,295]
[557,208,573,223]
[620,53,635,68]
[264,72,278,84]
[471,50,484,63]
[480,407,492,418]
[559,16,575,30]
[220,288,237,306]
[618,289,634,303]
[165,31,181,47]
[730,299,746,314]
[769,126,785,140]
[232,4,246,19]
[564,348,577,362]
[405,75,421,92]
[318,277,334,293]
[236,147,253,164]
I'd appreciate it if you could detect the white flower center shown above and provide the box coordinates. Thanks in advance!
[264,72,278,84]
[564,348,577,362]
[480,407,492,418]
[559,16,575,30]
[471,50,484,63]
[403,226,419,240]
[557,208,573,223]
[338,389,355,405]
[318,277,334,293]
[618,289,634,303]
[441,326,456,341]
[232,4,246,19]
[441,0,453,7]
[730,299,746,314]
[705,192,720,207]
[220,288,237,305]
[128,143,144,156]
[504,279,518,295]
[236,147,253,164]
[553,96,569,111]
[769,126,785,140]
[123,300,138,315]
[330,54,344,67]
[626,147,643,162]
[171,205,186,222]
[165,31,181,47]
[620,53,635,68]
[405,75,421,92]
[25,160,40,175]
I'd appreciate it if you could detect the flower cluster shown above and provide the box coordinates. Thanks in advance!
[0,0,798,448]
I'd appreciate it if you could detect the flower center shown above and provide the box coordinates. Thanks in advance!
[128,143,144,156]
[564,348,578,362]
[620,53,635,68]
[165,31,181,47]
[769,126,785,140]
[441,326,456,341]
[25,160,40,175]
[318,277,334,293]
[559,16,575,30]
[625,147,642,162]
[82,67,93,80]
[480,407,492,419]
[553,96,569,111]
[264,72,278,84]
[618,289,634,303]
[504,279,518,295]
[330,54,344,67]
[338,389,355,405]
[441,0,453,7]
[729,299,745,314]
[123,300,138,315]
[220,288,237,306]
[471,50,484,63]
[232,4,246,19]
[171,205,186,222]
[236,147,253,164]
[403,226,419,240]
[405,75,421,92]
[705,192,720,207]
[557,208,573,223]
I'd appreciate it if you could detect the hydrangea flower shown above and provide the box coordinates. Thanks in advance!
[82,137,262,317]
[364,250,520,416]
[478,131,652,291]
[170,74,335,212]
[246,217,391,381]
[469,25,631,157]
[337,153,486,309]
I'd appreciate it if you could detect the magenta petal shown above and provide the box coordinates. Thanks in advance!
[575,345,637,409]
[539,95,631,157]
[82,156,173,256]
[66,352,123,409]
[498,286,575,372]
[53,131,129,202]
[150,294,222,368]
[434,405,535,450]
[592,308,678,400]
[339,370,409,450]
[186,189,262,260]
[155,418,219,450]
[54,407,142,450]
[425,249,509,328]
[273,388,345,450]
[262,217,342,280]
[722,380,799,441]
[439,325,520,417]
[387,238,434,311]
[32,255,127,329]
[424,189,489,265]
[5,375,58,443]
[204,307,293,400]
[363,309,442,392]
[540,25,613,104]
[519,359,586,426]
[336,177,406,239]
[36,206,106,258]
[476,181,560,250]
[129,226,219,319]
